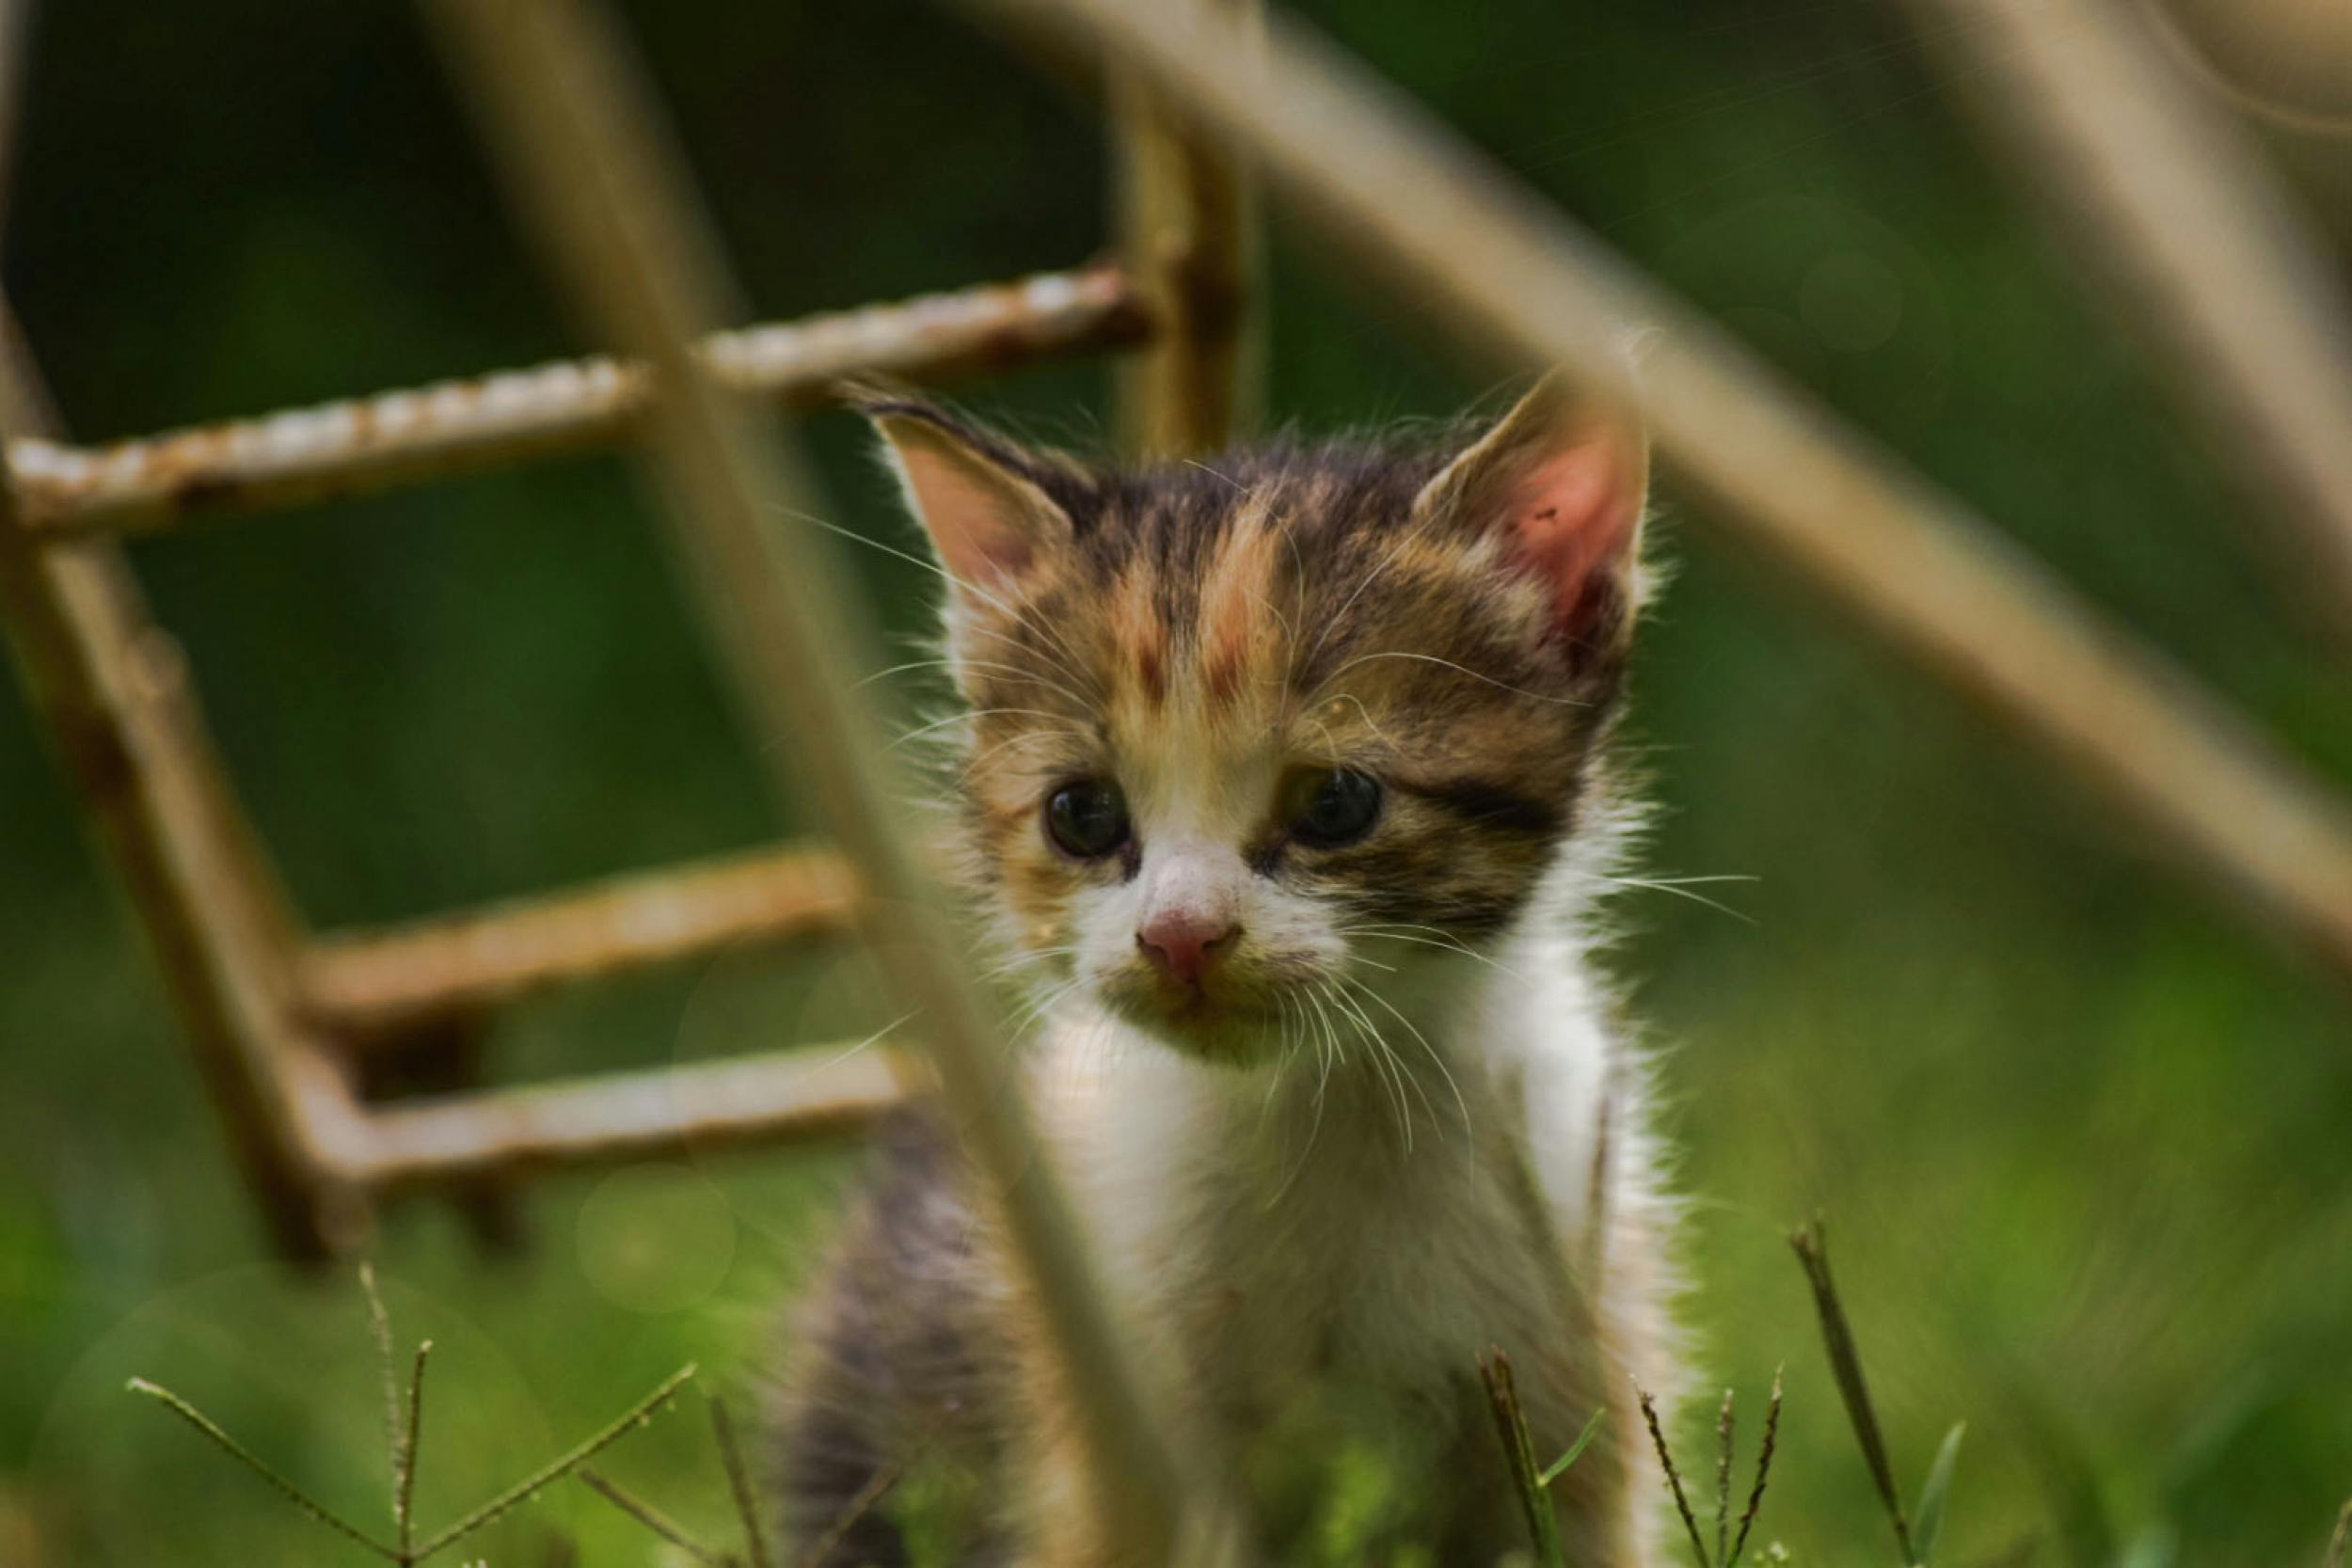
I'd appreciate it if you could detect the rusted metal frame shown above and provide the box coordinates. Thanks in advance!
[344,1045,908,1191]
[968,0,2352,981]
[1904,0,2352,657]
[0,297,369,1259]
[1109,0,1260,457]
[300,841,861,1039]
[417,0,1217,1560]
[8,261,1150,538]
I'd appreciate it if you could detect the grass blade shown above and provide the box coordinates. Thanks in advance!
[1913,1420,1966,1564]
[407,1362,697,1562]
[1789,1216,1913,1564]
[127,1378,398,1561]
[1538,1405,1610,1489]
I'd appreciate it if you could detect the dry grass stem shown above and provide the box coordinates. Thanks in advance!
[2325,1497,2350,1568]
[1713,1387,1734,1568]
[398,1338,431,1558]
[793,1445,919,1568]
[1725,1365,1783,1568]
[1636,1379,1710,1568]
[1789,1218,1913,1563]
[405,1362,698,1561]
[578,1468,733,1567]
[125,1378,398,1560]
[709,1396,773,1568]
[1478,1350,1565,1568]
[360,1263,402,1505]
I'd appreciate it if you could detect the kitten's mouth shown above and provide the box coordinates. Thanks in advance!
[1100,974,1284,1064]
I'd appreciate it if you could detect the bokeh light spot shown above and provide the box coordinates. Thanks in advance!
[575,1163,737,1315]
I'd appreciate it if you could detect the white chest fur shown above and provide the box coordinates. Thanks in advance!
[1027,936,1624,1461]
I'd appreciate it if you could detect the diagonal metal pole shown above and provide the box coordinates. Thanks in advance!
[960,0,2352,986]
[1904,0,2352,657]
[416,1,1216,1560]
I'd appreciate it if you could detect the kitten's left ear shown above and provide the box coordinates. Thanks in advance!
[1414,372,1650,665]
[857,391,1076,597]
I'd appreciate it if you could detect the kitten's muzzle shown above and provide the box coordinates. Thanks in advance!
[1136,911,1240,993]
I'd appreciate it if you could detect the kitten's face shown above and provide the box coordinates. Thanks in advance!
[872,378,1648,1067]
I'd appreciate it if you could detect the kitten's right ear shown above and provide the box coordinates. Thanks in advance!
[859,394,1073,596]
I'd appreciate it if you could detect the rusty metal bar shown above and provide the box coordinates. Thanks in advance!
[0,293,368,1259]
[969,0,2352,981]
[300,843,859,1037]
[340,1045,907,1191]
[419,2,1211,1561]
[8,261,1148,538]
[1906,0,2352,655]
[1109,0,1260,456]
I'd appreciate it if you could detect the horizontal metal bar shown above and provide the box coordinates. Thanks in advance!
[299,843,859,1037]
[334,1044,911,1191]
[8,261,1148,536]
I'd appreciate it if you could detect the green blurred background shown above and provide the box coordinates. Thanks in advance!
[2,1,2347,1563]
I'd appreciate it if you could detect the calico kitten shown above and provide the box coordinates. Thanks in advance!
[772,374,1686,1567]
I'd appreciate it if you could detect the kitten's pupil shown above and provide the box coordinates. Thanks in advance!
[1045,779,1130,859]
[1286,768,1382,848]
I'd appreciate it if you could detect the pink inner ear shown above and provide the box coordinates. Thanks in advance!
[1506,435,1640,639]
[900,441,1035,588]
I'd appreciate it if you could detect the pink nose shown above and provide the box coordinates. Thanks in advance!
[1136,912,1240,989]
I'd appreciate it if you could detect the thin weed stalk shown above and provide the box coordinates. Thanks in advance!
[131,1268,696,1567]
[1480,1349,1567,1568]
[1789,1215,1915,1563]
[398,1338,430,1559]
[1726,1366,1783,1568]
[791,1446,915,1568]
[1637,1380,1712,1568]
[709,1395,774,1568]
[1714,1388,1735,1568]
[578,1468,734,1567]
[406,1363,698,1561]
[126,1378,400,1560]
[1635,1372,1783,1568]
[360,1263,403,1522]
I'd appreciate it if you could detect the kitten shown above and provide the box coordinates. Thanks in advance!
[771,374,1687,1567]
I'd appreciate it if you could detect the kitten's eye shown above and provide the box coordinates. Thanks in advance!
[1284,768,1383,848]
[1045,779,1131,859]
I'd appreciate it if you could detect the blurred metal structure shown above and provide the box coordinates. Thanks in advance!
[1906,0,2352,656]
[0,0,1253,1261]
[964,0,2352,981]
